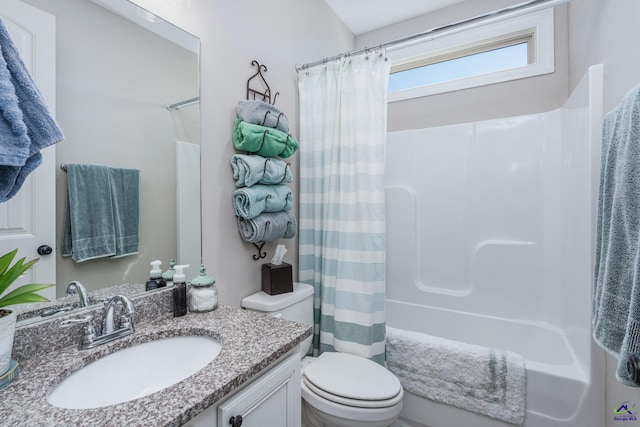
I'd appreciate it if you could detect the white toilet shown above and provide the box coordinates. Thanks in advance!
[241,282,403,427]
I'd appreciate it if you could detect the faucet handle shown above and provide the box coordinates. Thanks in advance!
[60,314,94,328]
[60,315,97,348]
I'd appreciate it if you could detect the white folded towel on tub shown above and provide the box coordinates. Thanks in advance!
[386,326,526,426]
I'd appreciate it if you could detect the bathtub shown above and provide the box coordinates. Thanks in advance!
[384,65,605,427]
[386,299,599,427]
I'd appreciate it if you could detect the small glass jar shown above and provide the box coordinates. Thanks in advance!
[188,265,218,312]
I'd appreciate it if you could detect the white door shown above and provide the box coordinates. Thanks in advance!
[0,0,56,299]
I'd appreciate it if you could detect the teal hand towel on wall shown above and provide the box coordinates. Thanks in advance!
[232,118,299,158]
[108,167,140,258]
[61,164,115,262]
[593,83,640,386]
[62,163,139,262]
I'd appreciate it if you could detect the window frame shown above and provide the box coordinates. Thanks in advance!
[387,8,555,102]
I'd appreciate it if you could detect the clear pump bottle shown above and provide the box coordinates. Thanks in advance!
[145,260,167,291]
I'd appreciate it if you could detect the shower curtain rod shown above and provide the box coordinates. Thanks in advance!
[296,0,569,71]
[166,96,200,111]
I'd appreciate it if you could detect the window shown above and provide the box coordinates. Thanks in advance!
[387,8,554,102]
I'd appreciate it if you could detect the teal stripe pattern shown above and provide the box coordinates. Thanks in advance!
[297,51,390,364]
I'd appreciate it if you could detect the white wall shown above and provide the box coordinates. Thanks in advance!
[568,1,640,425]
[129,0,354,307]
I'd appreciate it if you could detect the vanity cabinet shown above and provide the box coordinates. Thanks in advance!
[186,352,301,427]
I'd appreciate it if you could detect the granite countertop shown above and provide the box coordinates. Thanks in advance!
[15,282,146,325]
[0,305,311,426]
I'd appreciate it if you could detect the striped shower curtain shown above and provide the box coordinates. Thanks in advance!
[297,51,390,365]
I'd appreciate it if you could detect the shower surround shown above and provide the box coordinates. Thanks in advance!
[384,66,605,427]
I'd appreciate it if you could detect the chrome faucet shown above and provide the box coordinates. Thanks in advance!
[102,294,136,334]
[66,281,91,307]
[60,294,135,350]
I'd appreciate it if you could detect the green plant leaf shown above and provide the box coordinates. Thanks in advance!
[0,256,39,298]
[0,249,48,308]
[0,292,50,308]
[0,249,17,277]
[0,283,52,308]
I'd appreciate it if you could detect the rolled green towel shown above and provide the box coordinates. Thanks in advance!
[233,118,299,158]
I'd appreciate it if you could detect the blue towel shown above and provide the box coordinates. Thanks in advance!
[237,211,296,243]
[0,18,64,202]
[62,164,139,262]
[236,100,290,133]
[593,83,640,386]
[231,154,292,188]
[108,167,140,258]
[232,184,293,219]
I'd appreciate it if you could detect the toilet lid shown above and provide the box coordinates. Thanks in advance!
[302,352,402,403]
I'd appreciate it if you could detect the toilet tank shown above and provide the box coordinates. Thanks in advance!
[241,282,314,354]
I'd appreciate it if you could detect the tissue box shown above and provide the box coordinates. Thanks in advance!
[262,262,293,295]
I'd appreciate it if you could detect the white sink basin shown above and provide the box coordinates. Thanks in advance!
[47,335,222,409]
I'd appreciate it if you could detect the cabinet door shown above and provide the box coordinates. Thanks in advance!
[218,353,301,427]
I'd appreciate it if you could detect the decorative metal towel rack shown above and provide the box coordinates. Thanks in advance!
[244,60,281,260]
[247,60,279,106]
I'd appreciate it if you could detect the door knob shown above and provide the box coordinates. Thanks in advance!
[37,245,53,256]
[229,415,243,427]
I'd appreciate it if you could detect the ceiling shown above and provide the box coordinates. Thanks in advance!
[323,0,468,35]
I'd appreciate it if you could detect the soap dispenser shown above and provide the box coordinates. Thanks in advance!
[162,259,176,286]
[172,265,189,317]
[188,264,218,312]
[146,260,167,291]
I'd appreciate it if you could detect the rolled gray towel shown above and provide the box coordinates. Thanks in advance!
[237,211,297,243]
[237,100,290,133]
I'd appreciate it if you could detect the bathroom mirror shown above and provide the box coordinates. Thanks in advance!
[13,0,200,323]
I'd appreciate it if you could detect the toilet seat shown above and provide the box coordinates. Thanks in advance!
[302,352,403,408]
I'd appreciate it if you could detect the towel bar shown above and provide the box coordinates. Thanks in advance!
[60,163,141,173]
